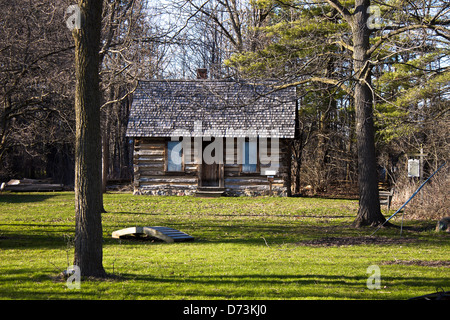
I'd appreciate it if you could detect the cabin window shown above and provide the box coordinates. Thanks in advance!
[167,141,183,172]
[241,140,258,173]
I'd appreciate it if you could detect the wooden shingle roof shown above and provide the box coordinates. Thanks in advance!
[126,79,297,138]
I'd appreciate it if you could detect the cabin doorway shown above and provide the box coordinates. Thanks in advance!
[201,162,220,186]
[199,139,223,188]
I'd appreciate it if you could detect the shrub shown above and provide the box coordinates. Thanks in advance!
[392,167,449,221]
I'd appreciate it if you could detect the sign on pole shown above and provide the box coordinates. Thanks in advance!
[408,159,420,177]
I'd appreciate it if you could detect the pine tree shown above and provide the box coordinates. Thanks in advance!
[227,0,449,227]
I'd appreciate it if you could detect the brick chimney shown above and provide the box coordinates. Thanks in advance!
[196,68,208,79]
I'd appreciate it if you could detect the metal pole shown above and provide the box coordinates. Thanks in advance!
[371,162,446,236]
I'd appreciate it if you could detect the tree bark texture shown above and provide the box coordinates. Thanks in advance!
[102,122,110,194]
[351,0,385,227]
[73,0,106,277]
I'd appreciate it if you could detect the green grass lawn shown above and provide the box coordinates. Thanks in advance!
[0,192,448,300]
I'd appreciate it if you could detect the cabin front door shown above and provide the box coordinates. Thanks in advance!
[200,140,222,187]
[201,162,219,186]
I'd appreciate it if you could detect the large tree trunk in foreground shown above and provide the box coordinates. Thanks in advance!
[73,0,106,277]
[351,0,386,227]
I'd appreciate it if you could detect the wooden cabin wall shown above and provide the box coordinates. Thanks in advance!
[223,138,291,197]
[133,137,291,196]
[133,138,198,195]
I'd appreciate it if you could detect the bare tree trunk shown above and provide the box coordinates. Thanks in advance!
[346,122,354,182]
[351,0,385,227]
[0,97,11,163]
[72,0,106,278]
[102,128,109,194]
[102,88,113,194]
[292,137,303,194]
[315,111,327,193]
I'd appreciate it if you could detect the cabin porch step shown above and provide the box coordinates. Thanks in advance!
[195,187,225,197]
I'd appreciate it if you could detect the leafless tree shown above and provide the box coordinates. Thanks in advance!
[0,0,76,181]
[98,0,171,192]
[158,0,273,78]
[71,0,107,278]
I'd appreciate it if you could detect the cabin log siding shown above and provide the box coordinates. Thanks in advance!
[133,138,291,196]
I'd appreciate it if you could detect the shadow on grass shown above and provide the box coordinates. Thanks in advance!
[1,258,448,300]
[0,193,58,204]
[0,228,73,250]
[1,218,437,251]
[105,272,449,300]
[105,216,436,247]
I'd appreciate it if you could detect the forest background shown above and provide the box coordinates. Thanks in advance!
[0,0,448,220]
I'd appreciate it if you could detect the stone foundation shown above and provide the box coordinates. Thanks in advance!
[134,185,197,196]
[134,185,287,197]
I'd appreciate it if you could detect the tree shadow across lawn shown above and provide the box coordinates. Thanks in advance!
[0,193,57,204]
[296,235,421,247]
[0,228,73,250]
[112,272,449,300]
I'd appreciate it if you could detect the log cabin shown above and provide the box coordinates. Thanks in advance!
[126,74,297,197]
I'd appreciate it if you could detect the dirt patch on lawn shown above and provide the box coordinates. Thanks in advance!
[297,236,419,247]
[380,260,450,268]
